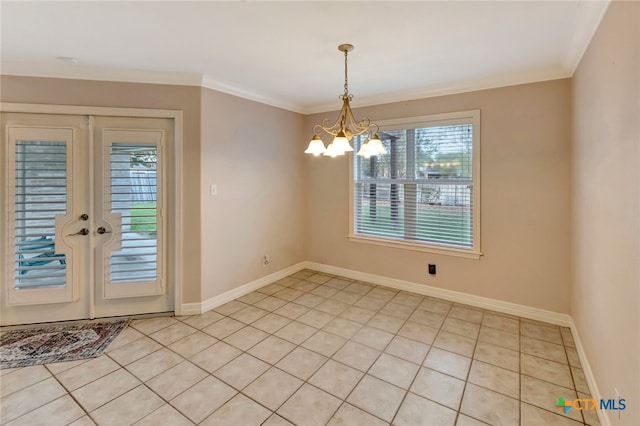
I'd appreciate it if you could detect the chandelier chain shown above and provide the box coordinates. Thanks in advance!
[343,49,349,97]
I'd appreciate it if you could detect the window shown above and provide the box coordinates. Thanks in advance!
[350,110,480,258]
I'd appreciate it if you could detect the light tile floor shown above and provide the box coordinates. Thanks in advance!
[0,269,599,426]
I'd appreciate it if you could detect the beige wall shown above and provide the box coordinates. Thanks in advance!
[571,1,640,423]
[305,79,572,313]
[0,76,203,302]
[199,88,306,300]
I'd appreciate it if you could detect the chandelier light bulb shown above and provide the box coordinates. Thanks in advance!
[357,141,372,158]
[367,135,387,155]
[323,143,343,157]
[332,131,353,153]
[304,135,327,156]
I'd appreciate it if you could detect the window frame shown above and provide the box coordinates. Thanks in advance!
[348,110,481,259]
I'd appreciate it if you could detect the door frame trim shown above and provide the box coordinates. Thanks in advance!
[1,103,184,316]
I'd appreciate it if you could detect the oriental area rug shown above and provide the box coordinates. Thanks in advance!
[0,318,130,369]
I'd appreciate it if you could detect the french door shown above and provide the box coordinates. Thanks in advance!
[1,113,174,325]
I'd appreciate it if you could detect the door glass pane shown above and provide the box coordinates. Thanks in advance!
[110,144,158,283]
[14,141,67,289]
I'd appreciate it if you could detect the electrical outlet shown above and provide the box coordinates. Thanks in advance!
[262,255,271,267]
[428,264,436,275]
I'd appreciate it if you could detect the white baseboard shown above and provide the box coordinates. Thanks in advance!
[185,260,572,325]
[568,318,610,426]
[180,262,307,315]
[181,261,603,423]
[179,302,203,316]
[305,262,573,327]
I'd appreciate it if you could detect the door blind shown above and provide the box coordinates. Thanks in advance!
[109,143,158,283]
[13,141,68,289]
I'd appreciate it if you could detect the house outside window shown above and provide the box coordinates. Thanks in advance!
[349,110,481,259]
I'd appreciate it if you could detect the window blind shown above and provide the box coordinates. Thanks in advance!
[353,122,475,250]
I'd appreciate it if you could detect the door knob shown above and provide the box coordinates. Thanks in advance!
[97,227,112,235]
[79,214,89,221]
[67,228,89,236]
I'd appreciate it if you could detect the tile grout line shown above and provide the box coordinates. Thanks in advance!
[5,285,449,424]
[66,316,217,423]
[43,366,93,425]
[259,277,386,425]
[562,329,588,425]
[235,277,400,425]
[108,323,232,424]
[173,276,583,425]
[339,288,427,425]
[519,315,523,426]
[0,361,96,423]
[451,307,484,425]
[388,301,451,425]
[243,274,353,425]
[160,274,345,424]
[5,269,597,426]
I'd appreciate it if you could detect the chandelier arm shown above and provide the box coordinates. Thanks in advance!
[351,117,372,135]
[315,121,342,137]
[312,124,326,136]
[347,120,371,137]
[317,97,351,137]
[343,100,373,136]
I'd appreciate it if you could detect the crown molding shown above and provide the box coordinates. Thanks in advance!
[0,61,204,87]
[564,0,610,75]
[303,67,573,115]
[199,75,304,114]
[1,60,576,117]
[0,61,307,114]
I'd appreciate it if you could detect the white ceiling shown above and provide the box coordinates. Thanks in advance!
[1,1,609,114]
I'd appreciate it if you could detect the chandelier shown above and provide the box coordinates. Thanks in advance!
[304,44,387,158]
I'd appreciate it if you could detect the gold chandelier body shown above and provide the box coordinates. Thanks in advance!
[304,44,387,158]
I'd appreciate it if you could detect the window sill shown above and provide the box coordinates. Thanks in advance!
[348,234,482,259]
